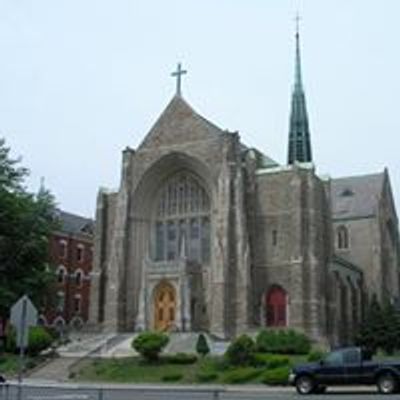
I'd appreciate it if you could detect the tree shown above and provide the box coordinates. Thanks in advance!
[0,138,57,320]
[196,333,210,357]
[379,297,400,355]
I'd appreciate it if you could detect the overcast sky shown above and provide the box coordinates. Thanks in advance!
[1,1,400,217]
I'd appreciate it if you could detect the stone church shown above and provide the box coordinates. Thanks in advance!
[89,30,400,346]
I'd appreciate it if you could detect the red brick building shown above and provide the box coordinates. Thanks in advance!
[41,210,94,331]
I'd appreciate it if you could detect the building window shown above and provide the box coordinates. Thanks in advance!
[59,240,67,258]
[266,286,287,327]
[57,291,65,312]
[75,270,83,287]
[74,295,81,313]
[57,266,66,284]
[76,245,84,263]
[337,226,349,249]
[272,230,278,246]
[154,172,210,264]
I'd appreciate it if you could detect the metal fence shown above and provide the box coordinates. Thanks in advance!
[0,383,226,400]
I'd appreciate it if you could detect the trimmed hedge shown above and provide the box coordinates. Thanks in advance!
[261,366,290,385]
[132,332,169,361]
[162,372,183,382]
[222,367,261,384]
[164,353,198,364]
[252,353,290,369]
[225,335,255,366]
[196,371,218,382]
[256,329,311,355]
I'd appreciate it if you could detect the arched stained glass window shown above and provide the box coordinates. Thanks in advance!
[154,172,210,263]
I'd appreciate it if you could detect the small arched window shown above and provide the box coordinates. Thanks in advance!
[266,286,287,327]
[57,266,66,284]
[337,226,349,250]
[75,270,83,287]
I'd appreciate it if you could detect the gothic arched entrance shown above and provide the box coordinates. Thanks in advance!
[266,286,287,327]
[153,281,177,331]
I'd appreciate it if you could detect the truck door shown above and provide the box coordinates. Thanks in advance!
[343,348,363,384]
[316,350,346,385]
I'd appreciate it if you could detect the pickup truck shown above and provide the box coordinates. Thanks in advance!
[289,347,400,394]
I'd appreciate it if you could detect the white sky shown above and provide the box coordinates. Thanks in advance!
[1,0,400,217]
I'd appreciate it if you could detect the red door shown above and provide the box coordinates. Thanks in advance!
[266,286,287,327]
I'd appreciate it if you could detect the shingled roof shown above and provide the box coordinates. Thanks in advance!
[54,209,94,236]
[331,172,385,220]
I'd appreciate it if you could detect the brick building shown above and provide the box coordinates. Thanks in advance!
[41,210,94,331]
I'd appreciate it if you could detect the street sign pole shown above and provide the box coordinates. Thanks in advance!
[17,297,27,400]
[18,296,27,385]
[10,295,37,400]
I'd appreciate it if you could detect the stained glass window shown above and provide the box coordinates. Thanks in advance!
[154,173,210,263]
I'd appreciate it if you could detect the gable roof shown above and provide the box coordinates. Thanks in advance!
[331,172,385,220]
[138,95,225,149]
[54,209,94,236]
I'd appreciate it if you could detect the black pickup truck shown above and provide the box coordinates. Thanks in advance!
[289,347,400,394]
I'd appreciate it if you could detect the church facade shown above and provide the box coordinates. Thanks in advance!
[89,32,400,346]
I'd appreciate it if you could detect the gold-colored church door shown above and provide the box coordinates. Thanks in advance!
[154,281,176,331]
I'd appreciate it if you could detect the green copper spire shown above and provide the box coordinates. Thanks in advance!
[287,18,312,165]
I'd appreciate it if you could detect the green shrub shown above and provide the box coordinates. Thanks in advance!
[196,334,210,357]
[253,353,290,369]
[222,367,261,384]
[5,325,16,353]
[132,332,169,361]
[44,326,60,340]
[165,353,197,364]
[5,326,52,355]
[162,372,183,382]
[196,371,218,382]
[307,349,326,362]
[225,335,255,366]
[256,329,311,355]
[261,366,290,385]
[27,327,53,356]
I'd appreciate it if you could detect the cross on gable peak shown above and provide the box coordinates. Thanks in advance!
[171,62,187,97]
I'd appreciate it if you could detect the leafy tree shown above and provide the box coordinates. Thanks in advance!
[0,138,57,320]
[379,297,400,355]
[196,333,210,357]
[356,294,384,354]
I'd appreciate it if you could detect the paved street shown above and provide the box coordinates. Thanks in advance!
[0,384,392,400]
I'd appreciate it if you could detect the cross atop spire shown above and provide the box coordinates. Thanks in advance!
[295,12,301,36]
[171,63,187,97]
[287,14,313,165]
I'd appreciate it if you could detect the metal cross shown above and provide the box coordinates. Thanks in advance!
[171,63,187,96]
[295,12,301,35]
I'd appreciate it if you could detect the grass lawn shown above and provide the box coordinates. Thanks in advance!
[74,354,308,384]
[0,353,45,376]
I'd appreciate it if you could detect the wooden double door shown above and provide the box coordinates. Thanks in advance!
[154,281,177,331]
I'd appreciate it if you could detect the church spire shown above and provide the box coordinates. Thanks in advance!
[287,16,313,165]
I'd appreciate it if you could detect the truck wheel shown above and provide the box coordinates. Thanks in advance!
[295,375,315,395]
[377,373,397,394]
